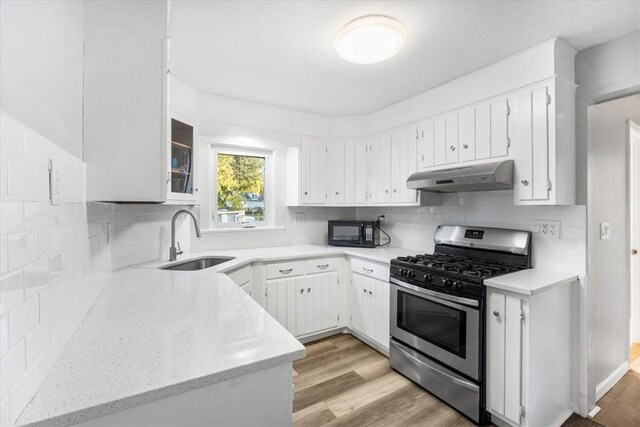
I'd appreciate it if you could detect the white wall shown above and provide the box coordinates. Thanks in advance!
[576,30,640,205]
[586,95,640,404]
[0,1,84,158]
[575,30,640,410]
[0,113,113,426]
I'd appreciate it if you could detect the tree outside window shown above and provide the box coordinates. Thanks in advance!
[216,153,265,224]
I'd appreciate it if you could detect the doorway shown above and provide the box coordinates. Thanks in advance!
[630,120,640,373]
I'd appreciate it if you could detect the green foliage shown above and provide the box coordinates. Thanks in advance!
[217,154,265,211]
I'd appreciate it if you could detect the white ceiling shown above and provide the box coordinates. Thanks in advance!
[170,1,640,117]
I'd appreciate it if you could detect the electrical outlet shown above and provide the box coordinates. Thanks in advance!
[533,220,561,239]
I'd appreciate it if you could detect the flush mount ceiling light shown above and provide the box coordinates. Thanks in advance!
[335,15,407,65]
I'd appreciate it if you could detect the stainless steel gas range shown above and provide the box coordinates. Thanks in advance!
[388,225,531,425]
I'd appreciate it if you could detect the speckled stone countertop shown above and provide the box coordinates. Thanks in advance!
[17,245,417,426]
[484,268,580,296]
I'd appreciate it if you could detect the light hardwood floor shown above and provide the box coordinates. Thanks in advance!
[294,334,640,427]
[293,333,475,427]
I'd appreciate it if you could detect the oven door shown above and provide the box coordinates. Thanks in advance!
[390,277,480,380]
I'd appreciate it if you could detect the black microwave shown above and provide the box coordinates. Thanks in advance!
[328,220,379,248]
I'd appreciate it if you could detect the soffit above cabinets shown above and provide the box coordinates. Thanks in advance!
[169,1,639,117]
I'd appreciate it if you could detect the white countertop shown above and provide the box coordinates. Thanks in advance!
[17,244,416,426]
[484,268,579,296]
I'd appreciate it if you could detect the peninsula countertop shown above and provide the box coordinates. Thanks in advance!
[17,244,417,426]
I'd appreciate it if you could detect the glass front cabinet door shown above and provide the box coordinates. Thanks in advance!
[168,118,197,203]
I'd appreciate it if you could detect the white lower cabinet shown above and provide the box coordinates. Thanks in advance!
[486,283,573,427]
[266,271,340,337]
[350,273,390,350]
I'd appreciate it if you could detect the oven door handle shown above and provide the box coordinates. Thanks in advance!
[394,342,480,392]
[389,277,479,308]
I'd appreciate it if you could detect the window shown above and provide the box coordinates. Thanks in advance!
[214,150,267,226]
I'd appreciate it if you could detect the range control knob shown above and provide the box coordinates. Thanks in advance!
[409,271,416,279]
[399,269,407,276]
[456,282,466,290]
[443,279,453,288]
[423,274,433,283]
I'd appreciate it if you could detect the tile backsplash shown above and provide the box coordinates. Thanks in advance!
[357,191,586,276]
[0,112,113,425]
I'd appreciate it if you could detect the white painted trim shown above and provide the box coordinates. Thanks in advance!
[595,361,629,401]
[587,405,601,418]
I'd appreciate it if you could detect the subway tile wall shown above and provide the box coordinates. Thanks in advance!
[0,113,113,425]
[357,191,587,276]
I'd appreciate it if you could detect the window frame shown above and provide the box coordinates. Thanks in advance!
[210,146,273,229]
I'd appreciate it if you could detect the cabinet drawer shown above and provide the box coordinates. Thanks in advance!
[350,258,389,282]
[306,257,342,274]
[227,266,252,285]
[266,260,307,279]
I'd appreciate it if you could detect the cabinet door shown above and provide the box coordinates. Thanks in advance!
[374,278,390,348]
[362,277,377,339]
[319,272,339,331]
[344,140,356,204]
[300,139,318,203]
[476,103,491,160]
[531,87,550,201]
[239,281,252,297]
[318,141,330,204]
[445,113,459,164]
[391,130,402,203]
[504,295,523,425]
[491,98,510,158]
[488,291,506,416]
[329,141,345,204]
[266,278,297,335]
[459,108,476,162]
[355,140,368,204]
[517,87,550,202]
[296,277,316,336]
[418,120,435,169]
[350,274,365,334]
[404,127,418,203]
[377,135,392,203]
[434,118,447,165]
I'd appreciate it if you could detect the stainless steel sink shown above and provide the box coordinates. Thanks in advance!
[160,256,235,271]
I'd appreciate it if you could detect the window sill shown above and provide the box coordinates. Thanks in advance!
[200,226,286,235]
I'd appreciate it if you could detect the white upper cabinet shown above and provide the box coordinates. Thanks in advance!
[391,127,418,203]
[458,108,476,162]
[417,119,435,169]
[329,142,345,204]
[83,1,196,204]
[514,78,576,205]
[445,113,459,164]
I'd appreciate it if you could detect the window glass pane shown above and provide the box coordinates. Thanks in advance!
[216,153,265,224]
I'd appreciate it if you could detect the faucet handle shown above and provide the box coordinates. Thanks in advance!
[176,241,183,255]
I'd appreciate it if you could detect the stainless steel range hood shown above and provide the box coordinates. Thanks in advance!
[406,160,514,193]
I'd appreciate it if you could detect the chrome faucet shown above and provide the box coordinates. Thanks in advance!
[170,209,202,261]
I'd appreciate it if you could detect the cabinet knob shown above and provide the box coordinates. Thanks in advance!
[632,249,638,255]
[304,191,308,195]
[521,180,529,186]
[335,191,339,195]
[450,145,456,151]
[368,290,373,295]
[462,144,469,149]
[307,287,311,293]
[493,310,500,318]
[385,189,389,193]
[300,289,304,294]
[393,189,398,193]
[363,288,367,293]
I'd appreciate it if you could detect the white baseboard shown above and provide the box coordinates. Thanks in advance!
[588,406,601,418]
[595,361,629,401]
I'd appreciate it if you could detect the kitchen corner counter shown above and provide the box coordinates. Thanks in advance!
[484,268,580,296]
[17,244,415,426]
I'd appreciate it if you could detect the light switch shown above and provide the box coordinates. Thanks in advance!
[600,222,611,240]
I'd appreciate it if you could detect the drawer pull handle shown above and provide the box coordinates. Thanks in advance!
[493,310,500,318]
[317,264,329,269]
[279,268,293,274]
[363,267,374,273]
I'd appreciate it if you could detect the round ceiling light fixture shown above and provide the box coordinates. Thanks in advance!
[335,15,407,65]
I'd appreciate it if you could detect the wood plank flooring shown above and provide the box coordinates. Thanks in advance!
[293,333,475,427]
[295,334,640,427]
